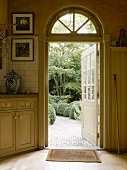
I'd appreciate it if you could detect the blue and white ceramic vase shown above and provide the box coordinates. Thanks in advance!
[4,70,21,94]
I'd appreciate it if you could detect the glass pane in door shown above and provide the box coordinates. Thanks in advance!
[92,85,94,100]
[84,71,86,84]
[88,70,91,84]
[87,55,90,69]
[92,69,94,84]
[84,86,86,99]
[88,85,91,100]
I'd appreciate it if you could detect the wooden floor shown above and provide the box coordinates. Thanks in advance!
[0,149,127,170]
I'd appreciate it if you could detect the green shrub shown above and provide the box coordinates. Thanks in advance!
[58,99,65,104]
[69,105,75,119]
[70,100,79,106]
[48,94,60,103]
[69,101,81,120]
[55,100,65,115]
[48,104,56,125]
[63,106,71,117]
[48,95,53,104]
[59,95,71,103]
[73,105,81,120]
[51,102,58,113]
[57,103,69,115]
[48,94,71,104]
[48,94,72,115]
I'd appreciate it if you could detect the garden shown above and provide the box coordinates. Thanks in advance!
[48,42,91,125]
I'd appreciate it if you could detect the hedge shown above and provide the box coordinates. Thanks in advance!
[48,103,56,125]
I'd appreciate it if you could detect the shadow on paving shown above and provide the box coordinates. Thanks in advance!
[48,115,94,148]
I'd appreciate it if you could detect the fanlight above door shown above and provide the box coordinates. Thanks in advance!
[47,8,101,36]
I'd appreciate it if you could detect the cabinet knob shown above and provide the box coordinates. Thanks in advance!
[19,116,22,119]
[14,116,17,119]
[25,103,28,106]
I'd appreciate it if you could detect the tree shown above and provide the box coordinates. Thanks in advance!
[49,42,86,101]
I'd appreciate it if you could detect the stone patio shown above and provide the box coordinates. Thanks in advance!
[48,115,94,147]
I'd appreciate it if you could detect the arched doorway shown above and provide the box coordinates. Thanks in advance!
[38,6,104,149]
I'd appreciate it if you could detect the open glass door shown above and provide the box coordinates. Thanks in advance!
[81,44,98,146]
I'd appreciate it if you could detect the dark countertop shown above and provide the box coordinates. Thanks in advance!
[0,93,39,99]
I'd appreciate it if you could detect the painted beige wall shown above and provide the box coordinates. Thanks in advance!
[7,36,39,93]
[0,36,39,93]
[0,0,8,24]
[108,47,127,151]
[0,0,8,93]
[0,1,39,93]
[8,0,127,40]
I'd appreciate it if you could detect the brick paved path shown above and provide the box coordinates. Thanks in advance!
[48,116,93,147]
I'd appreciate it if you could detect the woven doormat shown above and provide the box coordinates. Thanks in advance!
[46,149,101,162]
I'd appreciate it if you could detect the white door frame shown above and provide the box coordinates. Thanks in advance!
[42,37,103,148]
[37,35,113,151]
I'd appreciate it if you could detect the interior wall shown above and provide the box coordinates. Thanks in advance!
[0,36,39,93]
[0,1,39,93]
[8,36,39,93]
[109,47,127,151]
[0,0,8,24]
[0,0,8,93]
[8,0,127,40]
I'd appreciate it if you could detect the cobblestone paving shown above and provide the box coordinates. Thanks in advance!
[48,116,93,147]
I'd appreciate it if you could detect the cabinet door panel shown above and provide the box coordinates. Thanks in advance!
[16,110,35,150]
[0,112,15,154]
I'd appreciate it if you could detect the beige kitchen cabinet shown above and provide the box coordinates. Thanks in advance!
[0,111,15,154]
[16,110,35,150]
[0,97,37,156]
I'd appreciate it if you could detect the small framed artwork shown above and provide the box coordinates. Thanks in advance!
[11,38,34,61]
[12,13,34,34]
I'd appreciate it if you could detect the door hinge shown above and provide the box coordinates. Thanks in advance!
[97,133,99,138]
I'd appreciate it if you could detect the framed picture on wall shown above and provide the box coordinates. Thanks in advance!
[11,38,34,61]
[12,13,34,34]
